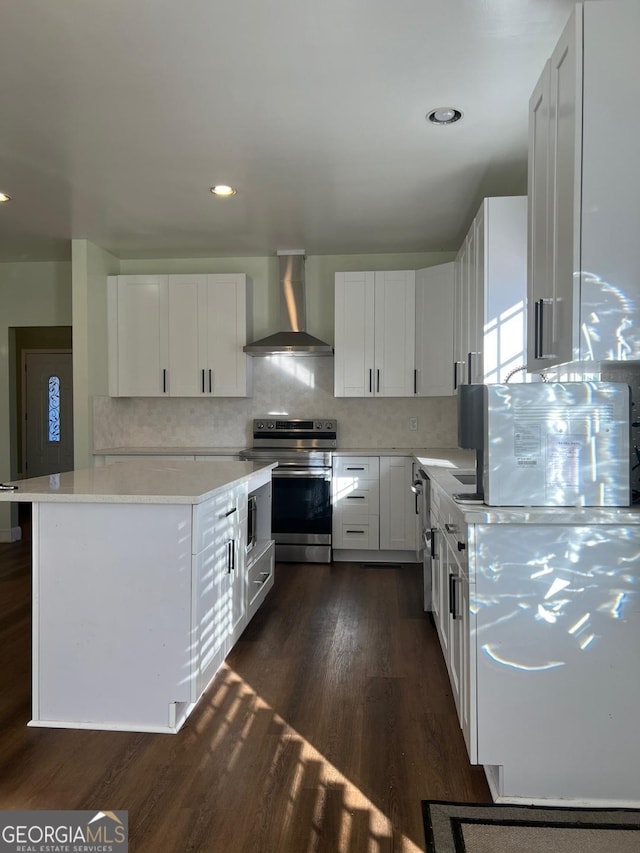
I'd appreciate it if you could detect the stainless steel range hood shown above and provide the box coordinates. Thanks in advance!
[243,250,334,356]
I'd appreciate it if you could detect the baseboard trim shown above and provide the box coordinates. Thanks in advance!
[332,549,418,564]
[0,526,22,543]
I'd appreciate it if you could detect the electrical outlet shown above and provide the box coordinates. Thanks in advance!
[409,417,418,431]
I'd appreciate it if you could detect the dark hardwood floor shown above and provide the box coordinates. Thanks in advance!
[0,537,489,852]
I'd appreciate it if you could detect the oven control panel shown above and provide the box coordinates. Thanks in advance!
[253,419,336,435]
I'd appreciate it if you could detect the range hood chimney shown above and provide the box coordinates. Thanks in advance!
[243,250,334,356]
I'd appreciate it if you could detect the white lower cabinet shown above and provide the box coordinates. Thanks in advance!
[428,475,640,804]
[379,456,417,551]
[332,455,417,558]
[332,456,380,550]
[432,491,472,741]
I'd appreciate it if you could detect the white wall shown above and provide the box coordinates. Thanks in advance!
[72,240,120,469]
[0,261,72,541]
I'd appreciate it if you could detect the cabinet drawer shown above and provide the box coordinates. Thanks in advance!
[441,509,469,578]
[192,483,248,555]
[333,517,379,550]
[332,478,379,519]
[247,542,275,618]
[333,456,380,479]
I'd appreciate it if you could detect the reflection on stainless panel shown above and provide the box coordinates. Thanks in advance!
[484,381,630,507]
[473,524,639,670]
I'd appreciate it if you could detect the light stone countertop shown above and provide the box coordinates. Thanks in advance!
[0,460,276,505]
[96,446,470,460]
[93,446,245,456]
[333,447,476,464]
[420,457,640,525]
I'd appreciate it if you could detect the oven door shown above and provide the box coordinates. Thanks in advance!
[271,468,332,563]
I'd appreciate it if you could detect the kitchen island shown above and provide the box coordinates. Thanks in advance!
[0,460,276,734]
[417,456,640,807]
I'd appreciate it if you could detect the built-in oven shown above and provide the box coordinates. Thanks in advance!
[240,419,337,564]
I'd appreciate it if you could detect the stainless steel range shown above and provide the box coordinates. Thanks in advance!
[240,418,337,563]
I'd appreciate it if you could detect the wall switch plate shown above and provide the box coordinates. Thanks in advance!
[409,417,418,431]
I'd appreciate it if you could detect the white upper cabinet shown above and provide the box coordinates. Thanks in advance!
[415,262,455,396]
[199,274,251,397]
[108,275,169,397]
[168,274,204,397]
[528,0,640,370]
[108,273,251,397]
[334,270,415,397]
[454,197,527,387]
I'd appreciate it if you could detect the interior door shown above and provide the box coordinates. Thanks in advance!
[23,351,74,477]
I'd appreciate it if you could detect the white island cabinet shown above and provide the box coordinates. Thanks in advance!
[0,460,275,734]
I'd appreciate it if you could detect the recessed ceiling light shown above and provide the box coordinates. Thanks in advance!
[210,185,237,197]
[427,107,463,126]
[0,192,11,203]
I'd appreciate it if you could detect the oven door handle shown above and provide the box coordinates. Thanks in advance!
[272,469,331,479]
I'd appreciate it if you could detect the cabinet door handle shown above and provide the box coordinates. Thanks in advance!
[231,539,235,572]
[369,369,373,394]
[346,529,365,534]
[414,368,418,395]
[535,298,556,359]
[201,369,205,393]
[346,495,365,499]
[346,467,365,471]
[224,506,237,517]
[534,299,543,359]
[448,573,455,615]
[430,528,437,559]
[457,540,466,552]
[227,540,233,573]
[453,361,459,390]
[467,351,473,383]
[376,368,380,392]
[162,369,167,394]
[209,369,212,393]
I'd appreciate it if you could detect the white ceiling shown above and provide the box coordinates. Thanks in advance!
[0,0,576,262]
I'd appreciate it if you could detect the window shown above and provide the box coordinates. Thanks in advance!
[48,375,60,442]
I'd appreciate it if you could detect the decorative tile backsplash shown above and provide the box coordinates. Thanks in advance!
[93,357,457,450]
